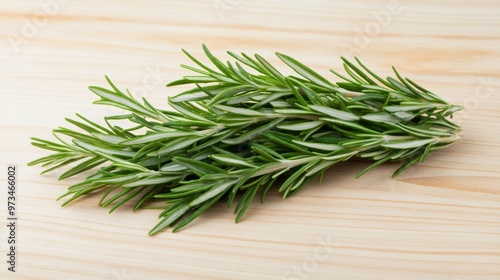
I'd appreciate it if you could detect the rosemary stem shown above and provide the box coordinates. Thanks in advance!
[252,156,320,178]
[384,134,460,143]
[434,134,460,143]
[337,88,363,97]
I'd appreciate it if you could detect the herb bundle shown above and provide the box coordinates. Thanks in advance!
[29,45,462,235]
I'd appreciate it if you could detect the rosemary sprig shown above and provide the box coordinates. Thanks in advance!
[29,45,462,235]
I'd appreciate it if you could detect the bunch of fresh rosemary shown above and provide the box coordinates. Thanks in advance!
[30,45,462,235]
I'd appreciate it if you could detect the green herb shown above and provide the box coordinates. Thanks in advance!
[29,45,462,235]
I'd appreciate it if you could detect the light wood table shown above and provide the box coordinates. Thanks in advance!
[1,1,499,279]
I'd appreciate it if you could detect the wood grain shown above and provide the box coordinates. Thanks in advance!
[1,0,499,279]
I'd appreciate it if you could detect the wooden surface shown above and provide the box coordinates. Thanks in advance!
[1,0,500,279]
